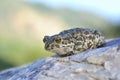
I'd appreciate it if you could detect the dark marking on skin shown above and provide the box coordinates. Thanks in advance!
[62,42,64,44]
[88,35,93,39]
[51,45,54,49]
[77,37,83,41]
[64,37,69,40]
[87,42,92,48]
[55,45,60,48]
[84,31,89,35]
[45,44,49,49]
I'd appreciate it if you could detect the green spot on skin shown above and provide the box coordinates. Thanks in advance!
[76,42,82,45]
[77,37,83,41]
[76,48,81,51]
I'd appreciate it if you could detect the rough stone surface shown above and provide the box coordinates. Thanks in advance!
[0,38,120,80]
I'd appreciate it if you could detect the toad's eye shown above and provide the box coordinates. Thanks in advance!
[54,36,61,43]
[43,36,49,43]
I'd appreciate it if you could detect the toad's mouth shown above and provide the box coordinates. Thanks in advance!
[56,51,74,57]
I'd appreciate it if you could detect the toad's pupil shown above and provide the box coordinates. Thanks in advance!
[55,38,61,43]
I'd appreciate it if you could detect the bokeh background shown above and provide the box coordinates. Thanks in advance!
[0,0,120,71]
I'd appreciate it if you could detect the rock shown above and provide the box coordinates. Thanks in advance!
[0,38,120,80]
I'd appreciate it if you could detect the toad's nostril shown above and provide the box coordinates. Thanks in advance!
[43,36,50,43]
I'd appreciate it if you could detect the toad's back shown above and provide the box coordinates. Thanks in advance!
[43,28,105,56]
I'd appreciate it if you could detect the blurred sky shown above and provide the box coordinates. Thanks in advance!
[26,0,120,24]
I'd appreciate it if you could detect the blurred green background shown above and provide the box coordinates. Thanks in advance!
[0,0,120,71]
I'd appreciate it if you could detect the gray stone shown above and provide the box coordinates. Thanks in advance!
[0,38,120,80]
